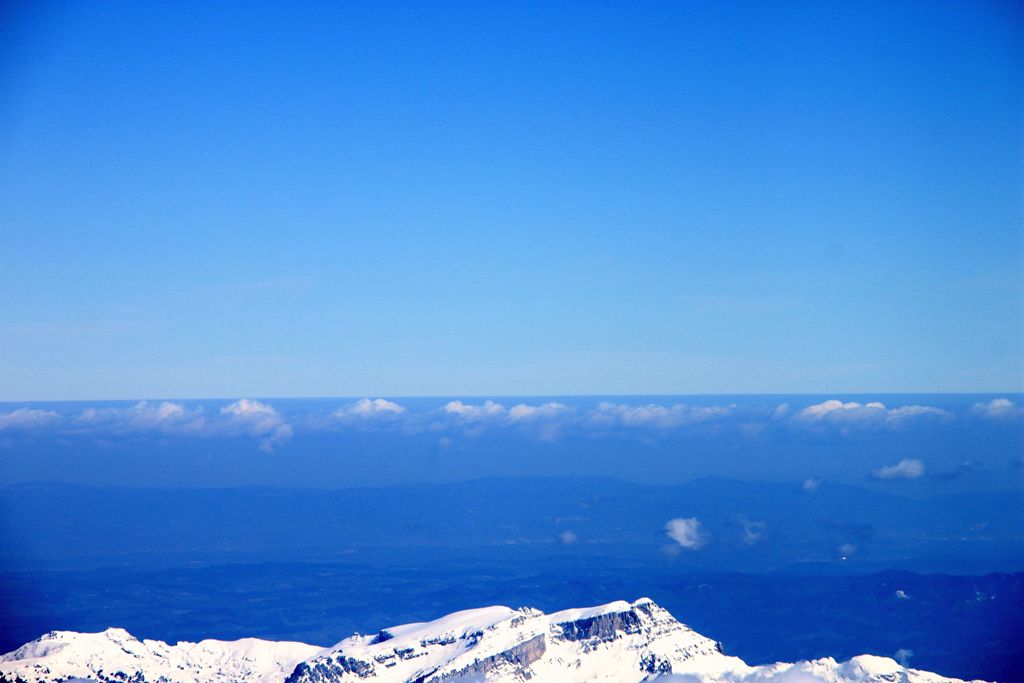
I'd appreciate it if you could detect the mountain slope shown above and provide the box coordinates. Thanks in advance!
[0,599,988,683]
[0,628,318,683]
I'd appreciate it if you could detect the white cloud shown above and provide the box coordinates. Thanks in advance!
[558,530,579,545]
[219,399,292,452]
[593,402,731,429]
[260,428,293,453]
[505,402,573,441]
[507,402,569,422]
[220,398,278,428]
[885,405,950,422]
[798,400,886,421]
[795,400,949,427]
[738,516,766,546]
[871,458,925,480]
[442,400,505,420]
[665,517,707,549]
[970,398,1019,420]
[434,400,573,441]
[0,408,60,431]
[802,478,821,492]
[76,401,206,434]
[837,542,857,558]
[335,398,406,419]
[55,399,291,450]
[895,590,910,600]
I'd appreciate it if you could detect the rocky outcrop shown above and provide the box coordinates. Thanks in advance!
[552,608,643,642]
[285,656,375,682]
[432,633,546,682]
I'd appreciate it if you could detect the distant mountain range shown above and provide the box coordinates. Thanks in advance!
[0,598,989,683]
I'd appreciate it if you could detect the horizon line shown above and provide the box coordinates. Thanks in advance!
[2,390,1022,405]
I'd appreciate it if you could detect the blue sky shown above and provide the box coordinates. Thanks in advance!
[1,1,1021,400]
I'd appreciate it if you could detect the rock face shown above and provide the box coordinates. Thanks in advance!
[0,599,990,683]
[281,599,978,683]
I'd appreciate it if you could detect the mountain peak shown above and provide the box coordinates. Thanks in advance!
[0,600,988,683]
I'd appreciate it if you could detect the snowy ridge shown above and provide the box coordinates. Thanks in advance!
[0,627,319,683]
[0,599,988,683]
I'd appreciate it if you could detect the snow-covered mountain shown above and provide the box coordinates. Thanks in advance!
[0,628,318,683]
[0,599,989,683]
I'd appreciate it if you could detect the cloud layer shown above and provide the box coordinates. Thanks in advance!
[0,396,1016,448]
[0,399,294,451]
